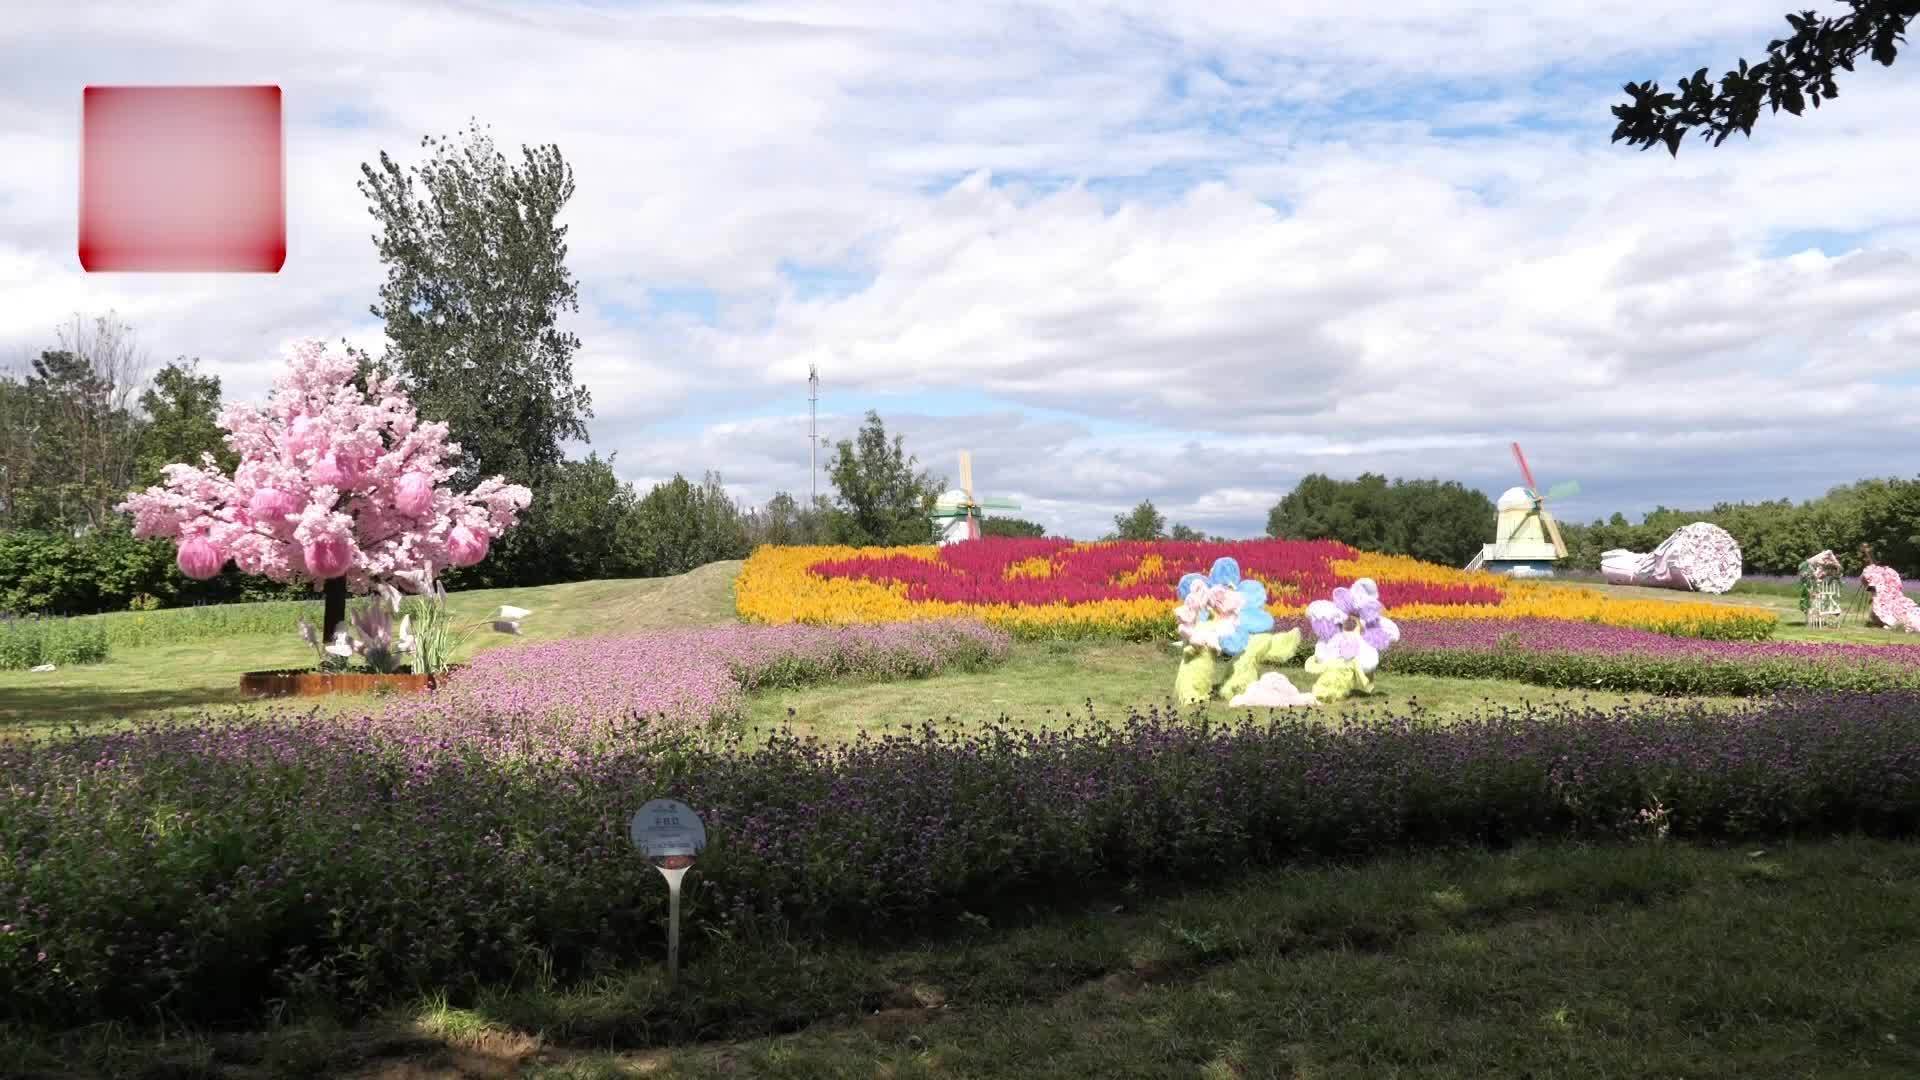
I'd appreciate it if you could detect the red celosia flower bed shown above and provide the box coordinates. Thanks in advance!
[809,538,1504,608]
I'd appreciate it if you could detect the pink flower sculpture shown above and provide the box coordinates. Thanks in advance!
[1862,565,1920,633]
[446,525,490,568]
[176,536,225,580]
[247,486,299,524]
[394,472,435,517]
[311,454,354,490]
[116,339,532,596]
[303,537,354,580]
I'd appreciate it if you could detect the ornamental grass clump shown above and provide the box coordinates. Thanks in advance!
[0,614,110,670]
[4,685,1916,1026]
[81,600,311,649]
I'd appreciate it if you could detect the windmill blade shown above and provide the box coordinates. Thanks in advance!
[1510,441,1538,494]
[1544,479,1581,501]
[1542,509,1568,558]
[977,499,1020,510]
[959,451,973,502]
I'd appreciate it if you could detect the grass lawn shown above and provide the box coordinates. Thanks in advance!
[744,640,1737,745]
[0,562,743,738]
[1593,581,1802,610]
[15,838,1915,1078]
[1591,581,1916,643]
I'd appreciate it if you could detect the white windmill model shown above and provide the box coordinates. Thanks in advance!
[929,451,1019,545]
[1464,442,1579,577]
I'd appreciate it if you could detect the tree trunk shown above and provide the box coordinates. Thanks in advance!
[322,575,348,645]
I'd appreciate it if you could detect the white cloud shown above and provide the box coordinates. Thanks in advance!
[3,0,1918,541]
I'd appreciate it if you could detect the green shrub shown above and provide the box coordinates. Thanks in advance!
[0,524,303,617]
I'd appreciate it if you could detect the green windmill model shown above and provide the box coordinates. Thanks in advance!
[929,451,1019,545]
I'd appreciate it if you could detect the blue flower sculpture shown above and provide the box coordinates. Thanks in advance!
[1174,557,1274,658]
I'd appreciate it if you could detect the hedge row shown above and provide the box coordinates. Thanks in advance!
[0,526,304,617]
[1383,647,1920,696]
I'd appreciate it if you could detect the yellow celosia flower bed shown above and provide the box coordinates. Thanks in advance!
[1332,551,1771,638]
[734,541,1777,641]
[1112,554,1166,589]
[1004,555,1057,580]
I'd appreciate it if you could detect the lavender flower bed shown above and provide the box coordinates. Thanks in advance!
[1726,571,1917,596]
[1398,619,1920,664]
[1379,618,1920,695]
[5,688,1917,1025]
[366,620,1013,760]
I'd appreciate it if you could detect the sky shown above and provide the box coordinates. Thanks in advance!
[2,0,1917,542]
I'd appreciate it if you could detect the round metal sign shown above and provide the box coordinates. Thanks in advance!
[630,798,706,863]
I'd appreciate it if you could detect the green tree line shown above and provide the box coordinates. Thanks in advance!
[1555,479,1920,578]
[1265,474,1495,567]
[0,366,968,614]
[1260,473,1920,579]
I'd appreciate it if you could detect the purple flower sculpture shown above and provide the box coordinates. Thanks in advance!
[1302,577,1401,701]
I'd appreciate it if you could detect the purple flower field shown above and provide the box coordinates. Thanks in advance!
[1369,617,1920,695]
[363,619,1012,761]
[1394,618,1920,667]
[6,614,1920,1027]
[5,687,1918,1026]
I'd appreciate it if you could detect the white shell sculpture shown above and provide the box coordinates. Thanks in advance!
[1600,522,1743,595]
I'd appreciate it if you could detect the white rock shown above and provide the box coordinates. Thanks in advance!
[1229,672,1318,708]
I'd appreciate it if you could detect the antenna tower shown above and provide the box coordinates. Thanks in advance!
[808,364,819,503]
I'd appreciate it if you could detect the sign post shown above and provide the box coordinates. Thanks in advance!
[628,798,707,986]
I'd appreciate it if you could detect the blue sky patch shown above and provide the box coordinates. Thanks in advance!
[1766,229,1870,259]
[780,260,876,301]
[644,286,722,321]
[314,104,376,129]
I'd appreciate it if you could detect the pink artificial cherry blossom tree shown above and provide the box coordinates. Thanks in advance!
[117,340,532,645]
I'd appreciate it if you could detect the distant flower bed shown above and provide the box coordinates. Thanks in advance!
[737,540,1777,641]
[4,691,1915,1025]
[807,538,1501,608]
[1382,618,1920,695]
